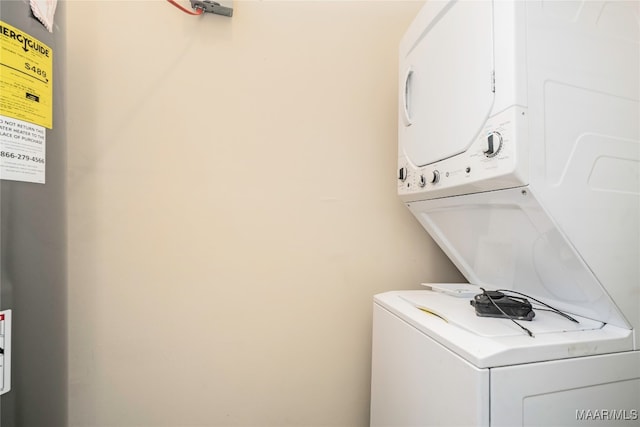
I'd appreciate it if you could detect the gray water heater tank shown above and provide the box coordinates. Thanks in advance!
[0,1,67,426]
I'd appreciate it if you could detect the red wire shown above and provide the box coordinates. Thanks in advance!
[166,0,204,15]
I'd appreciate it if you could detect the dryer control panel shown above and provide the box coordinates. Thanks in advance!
[398,106,529,202]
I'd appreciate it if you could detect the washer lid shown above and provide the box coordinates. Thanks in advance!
[407,187,630,330]
[399,0,494,167]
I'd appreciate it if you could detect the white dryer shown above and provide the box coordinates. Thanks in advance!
[371,1,640,426]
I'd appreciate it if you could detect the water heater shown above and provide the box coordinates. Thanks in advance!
[0,1,67,426]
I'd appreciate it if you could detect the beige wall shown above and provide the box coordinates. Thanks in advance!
[66,1,462,425]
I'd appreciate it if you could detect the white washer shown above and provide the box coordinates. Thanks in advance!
[371,1,640,425]
[371,291,639,426]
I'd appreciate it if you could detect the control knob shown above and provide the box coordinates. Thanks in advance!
[430,170,440,184]
[398,167,408,182]
[484,131,503,158]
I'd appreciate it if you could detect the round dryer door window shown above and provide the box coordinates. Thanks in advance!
[399,0,495,167]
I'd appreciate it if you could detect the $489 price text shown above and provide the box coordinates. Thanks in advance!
[25,62,47,79]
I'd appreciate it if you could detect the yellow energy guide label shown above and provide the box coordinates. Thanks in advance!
[0,21,52,129]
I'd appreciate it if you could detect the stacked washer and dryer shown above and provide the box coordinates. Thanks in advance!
[370,1,639,426]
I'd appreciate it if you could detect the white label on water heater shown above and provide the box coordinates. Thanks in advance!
[0,115,46,184]
[0,310,11,395]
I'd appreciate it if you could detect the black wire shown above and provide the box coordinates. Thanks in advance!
[496,289,579,323]
[480,288,534,338]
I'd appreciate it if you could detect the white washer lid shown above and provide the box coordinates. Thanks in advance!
[407,187,630,330]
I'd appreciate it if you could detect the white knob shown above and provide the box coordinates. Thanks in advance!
[484,132,503,158]
[398,167,408,182]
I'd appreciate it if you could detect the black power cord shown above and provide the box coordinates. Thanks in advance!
[474,288,535,337]
[471,288,582,338]
[496,289,579,324]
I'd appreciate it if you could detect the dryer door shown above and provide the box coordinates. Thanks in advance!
[399,0,495,167]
